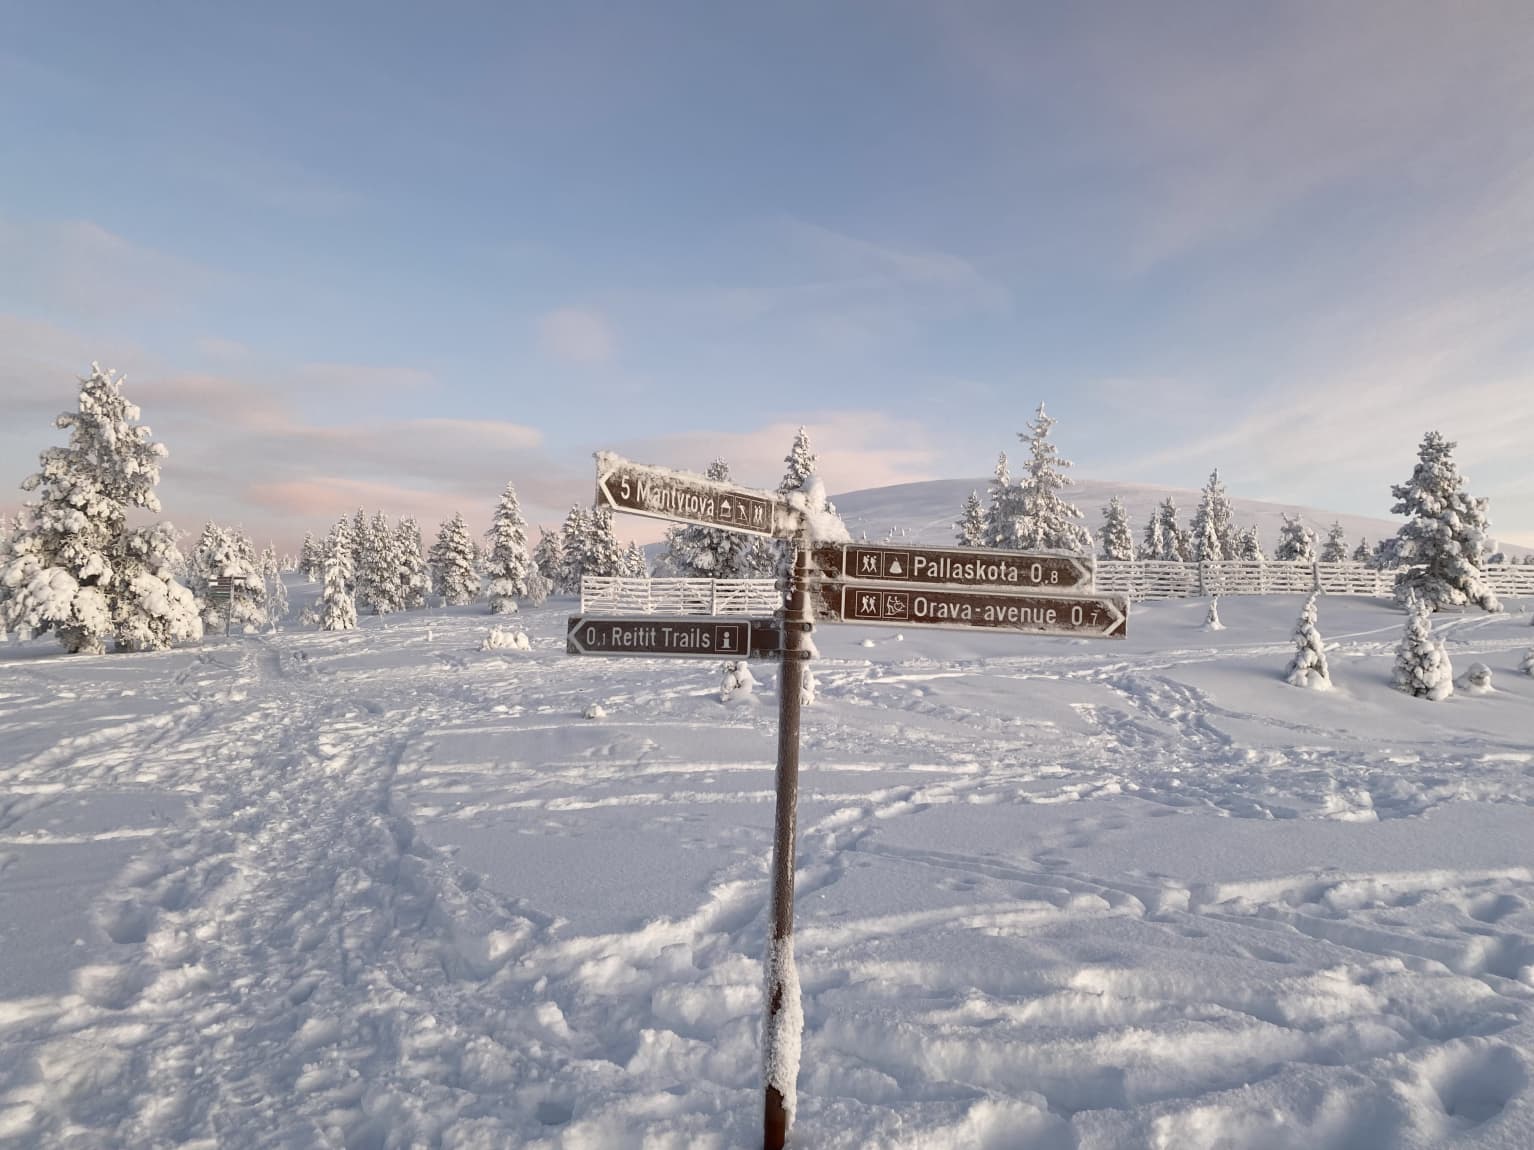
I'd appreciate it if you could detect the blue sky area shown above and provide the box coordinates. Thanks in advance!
[2,2,1531,547]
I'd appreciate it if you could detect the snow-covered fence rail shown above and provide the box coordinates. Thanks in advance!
[580,577,783,616]
[1096,561,1534,601]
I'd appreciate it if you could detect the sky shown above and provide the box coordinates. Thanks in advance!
[2,1,1532,550]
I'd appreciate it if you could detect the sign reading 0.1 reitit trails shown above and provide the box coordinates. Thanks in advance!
[595,452,798,539]
[566,615,784,659]
[811,542,1092,591]
[812,583,1129,638]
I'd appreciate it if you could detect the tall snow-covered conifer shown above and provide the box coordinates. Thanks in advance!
[1100,496,1135,561]
[1190,470,1238,562]
[984,453,1013,548]
[1320,522,1349,563]
[319,524,357,632]
[1144,499,1189,562]
[395,517,429,609]
[1010,404,1091,553]
[357,512,403,614]
[1275,515,1315,563]
[430,513,480,606]
[1390,431,1499,612]
[0,365,198,653]
[485,482,533,613]
[260,544,288,630]
[532,528,564,591]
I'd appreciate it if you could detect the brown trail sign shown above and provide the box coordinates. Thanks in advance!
[566,615,782,659]
[813,582,1128,638]
[595,452,798,539]
[812,542,1092,591]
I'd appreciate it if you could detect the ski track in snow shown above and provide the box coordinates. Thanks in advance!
[0,595,1531,1147]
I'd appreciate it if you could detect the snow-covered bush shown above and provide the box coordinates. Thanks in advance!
[720,660,756,703]
[1203,596,1225,632]
[801,665,818,707]
[583,702,607,720]
[482,626,530,652]
[1522,647,1534,677]
[1285,592,1331,690]
[1456,662,1493,695]
[1392,592,1453,700]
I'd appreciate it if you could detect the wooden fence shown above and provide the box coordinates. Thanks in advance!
[1096,560,1534,601]
[580,576,783,616]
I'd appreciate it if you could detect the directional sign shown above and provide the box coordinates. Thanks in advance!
[812,543,1092,591]
[811,583,1128,638]
[596,453,795,539]
[567,615,784,659]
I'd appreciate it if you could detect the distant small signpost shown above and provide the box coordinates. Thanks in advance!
[571,452,1129,1150]
[206,575,247,636]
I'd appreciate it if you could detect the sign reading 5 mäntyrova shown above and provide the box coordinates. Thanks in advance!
[812,584,1128,638]
[566,615,783,659]
[595,453,795,539]
[811,543,1092,590]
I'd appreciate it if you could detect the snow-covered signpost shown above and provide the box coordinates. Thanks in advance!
[586,453,808,1150]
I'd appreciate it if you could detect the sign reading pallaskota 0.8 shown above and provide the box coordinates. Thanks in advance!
[811,542,1092,591]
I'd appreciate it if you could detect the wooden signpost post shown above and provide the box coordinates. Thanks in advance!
[575,453,1129,1150]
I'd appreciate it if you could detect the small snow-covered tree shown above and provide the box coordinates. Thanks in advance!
[1100,496,1134,561]
[1521,646,1534,677]
[555,506,592,593]
[1275,514,1315,563]
[1238,526,1265,562]
[1390,431,1499,612]
[581,508,627,578]
[1392,591,1453,700]
[485,482,533,614]
[777,428,836,572]
[661,459,773,578]
[395,517,429,610]
[984,453,1014,548]
[299,532,321,581]
[622,540,649,578]
[1190,470,1238,561]
[1284,592,1331,689]
[189,523,266,632]
[1204,595,1225,632]
[112,522,203,651]
[1010,403,1091,553]
[1320,522,1349,563]
[0,365,194,653]
[532,527,564,591]
[357,512,404,615]
[1351,538,1370,564]
[1144,499,1189,562]
[955,491,987,548]
[260,544,288,631]
[319,538,357,632]
[430,513,480,606]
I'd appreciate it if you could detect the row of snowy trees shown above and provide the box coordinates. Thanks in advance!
[954,413,1512,613]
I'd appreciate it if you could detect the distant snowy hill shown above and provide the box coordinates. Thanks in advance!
[832,477,1533,559]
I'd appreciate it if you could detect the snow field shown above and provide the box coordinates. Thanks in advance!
[0,591,1531,1146]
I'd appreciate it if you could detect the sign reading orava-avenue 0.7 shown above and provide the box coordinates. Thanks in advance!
[596,453,796,539]
[812,583,1129,638]
[811,542,1092,591]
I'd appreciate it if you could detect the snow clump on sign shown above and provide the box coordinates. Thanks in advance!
[786,476,850,544]
[482,626,530,652]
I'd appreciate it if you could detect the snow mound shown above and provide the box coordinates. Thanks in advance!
[481,626,530,652]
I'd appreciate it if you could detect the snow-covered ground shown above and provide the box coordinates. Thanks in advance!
[2,591,1532,1147]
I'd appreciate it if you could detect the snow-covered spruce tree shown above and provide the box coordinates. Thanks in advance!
[1099,496,1135,561]
[1144,498,1188,562]
[319,538,357,632]
[1352,538,1370,564]
[555,506,592,593]
[984,453,1015,548]
[580,507,627,579]
[1190,470,1238,561]
[1392,591,1453,700]
[189,522,267,632]
[1204,595,1225,632]
[430,513,480,606]
[1320,522,1349,563]
[112,521,203,651]
[622,540,649,578]
[1521,646,1534,677]
[1011,403,1091,553]
[357,512,405,615]
[1390,431,1499,613]
[0,365,198,653]
[1284,592,1331,690]
[1274,514,1315,563]
[395,517,429,610]
[662,460,774,578]
[350,508,369,572]
[1238,526,1265,562]
[298,532,320,581]
[485,482,534,614]
[260,545,288,631]
[777,427,836,572]
[532,527,564,591]
[955,491,987,548]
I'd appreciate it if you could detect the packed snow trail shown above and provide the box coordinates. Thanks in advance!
[0,594,1532,1147]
